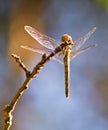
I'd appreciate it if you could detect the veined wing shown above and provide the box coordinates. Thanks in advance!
[21,45,63,64]
[71,44,97,60]
[73,27,96,50]
[24,25,61,50]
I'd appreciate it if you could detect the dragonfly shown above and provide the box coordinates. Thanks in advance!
[21,25,97,99]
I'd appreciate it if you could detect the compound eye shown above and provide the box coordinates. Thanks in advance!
[61,34,70,42]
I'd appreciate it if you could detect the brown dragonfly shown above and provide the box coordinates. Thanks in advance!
[21,25,97,98]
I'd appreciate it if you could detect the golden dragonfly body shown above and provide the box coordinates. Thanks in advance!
[61,34,74,98]
[21,25,96,98]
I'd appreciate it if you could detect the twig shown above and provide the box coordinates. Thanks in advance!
[11,54,31,77]
[3,43,67,130]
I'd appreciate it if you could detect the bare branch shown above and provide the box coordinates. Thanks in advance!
[3,43,66,130]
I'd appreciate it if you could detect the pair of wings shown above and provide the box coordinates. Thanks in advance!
[21,25,97,64]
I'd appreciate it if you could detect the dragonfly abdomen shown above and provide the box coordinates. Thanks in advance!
[63,50,71,99]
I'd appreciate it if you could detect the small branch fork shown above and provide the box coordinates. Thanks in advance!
[11,54,31,77]
[3,43,67,130]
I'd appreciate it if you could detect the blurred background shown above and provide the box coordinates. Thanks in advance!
[0,0,108,130]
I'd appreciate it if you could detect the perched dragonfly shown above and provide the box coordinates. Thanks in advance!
[21,25,97,98]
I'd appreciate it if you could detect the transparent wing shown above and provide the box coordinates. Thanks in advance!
[73,27,96,51]
[21,45,63,64]
[71,44,97,60]
[24,25,61,50]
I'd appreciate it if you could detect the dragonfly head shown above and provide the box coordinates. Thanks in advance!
[61,34,74,45]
